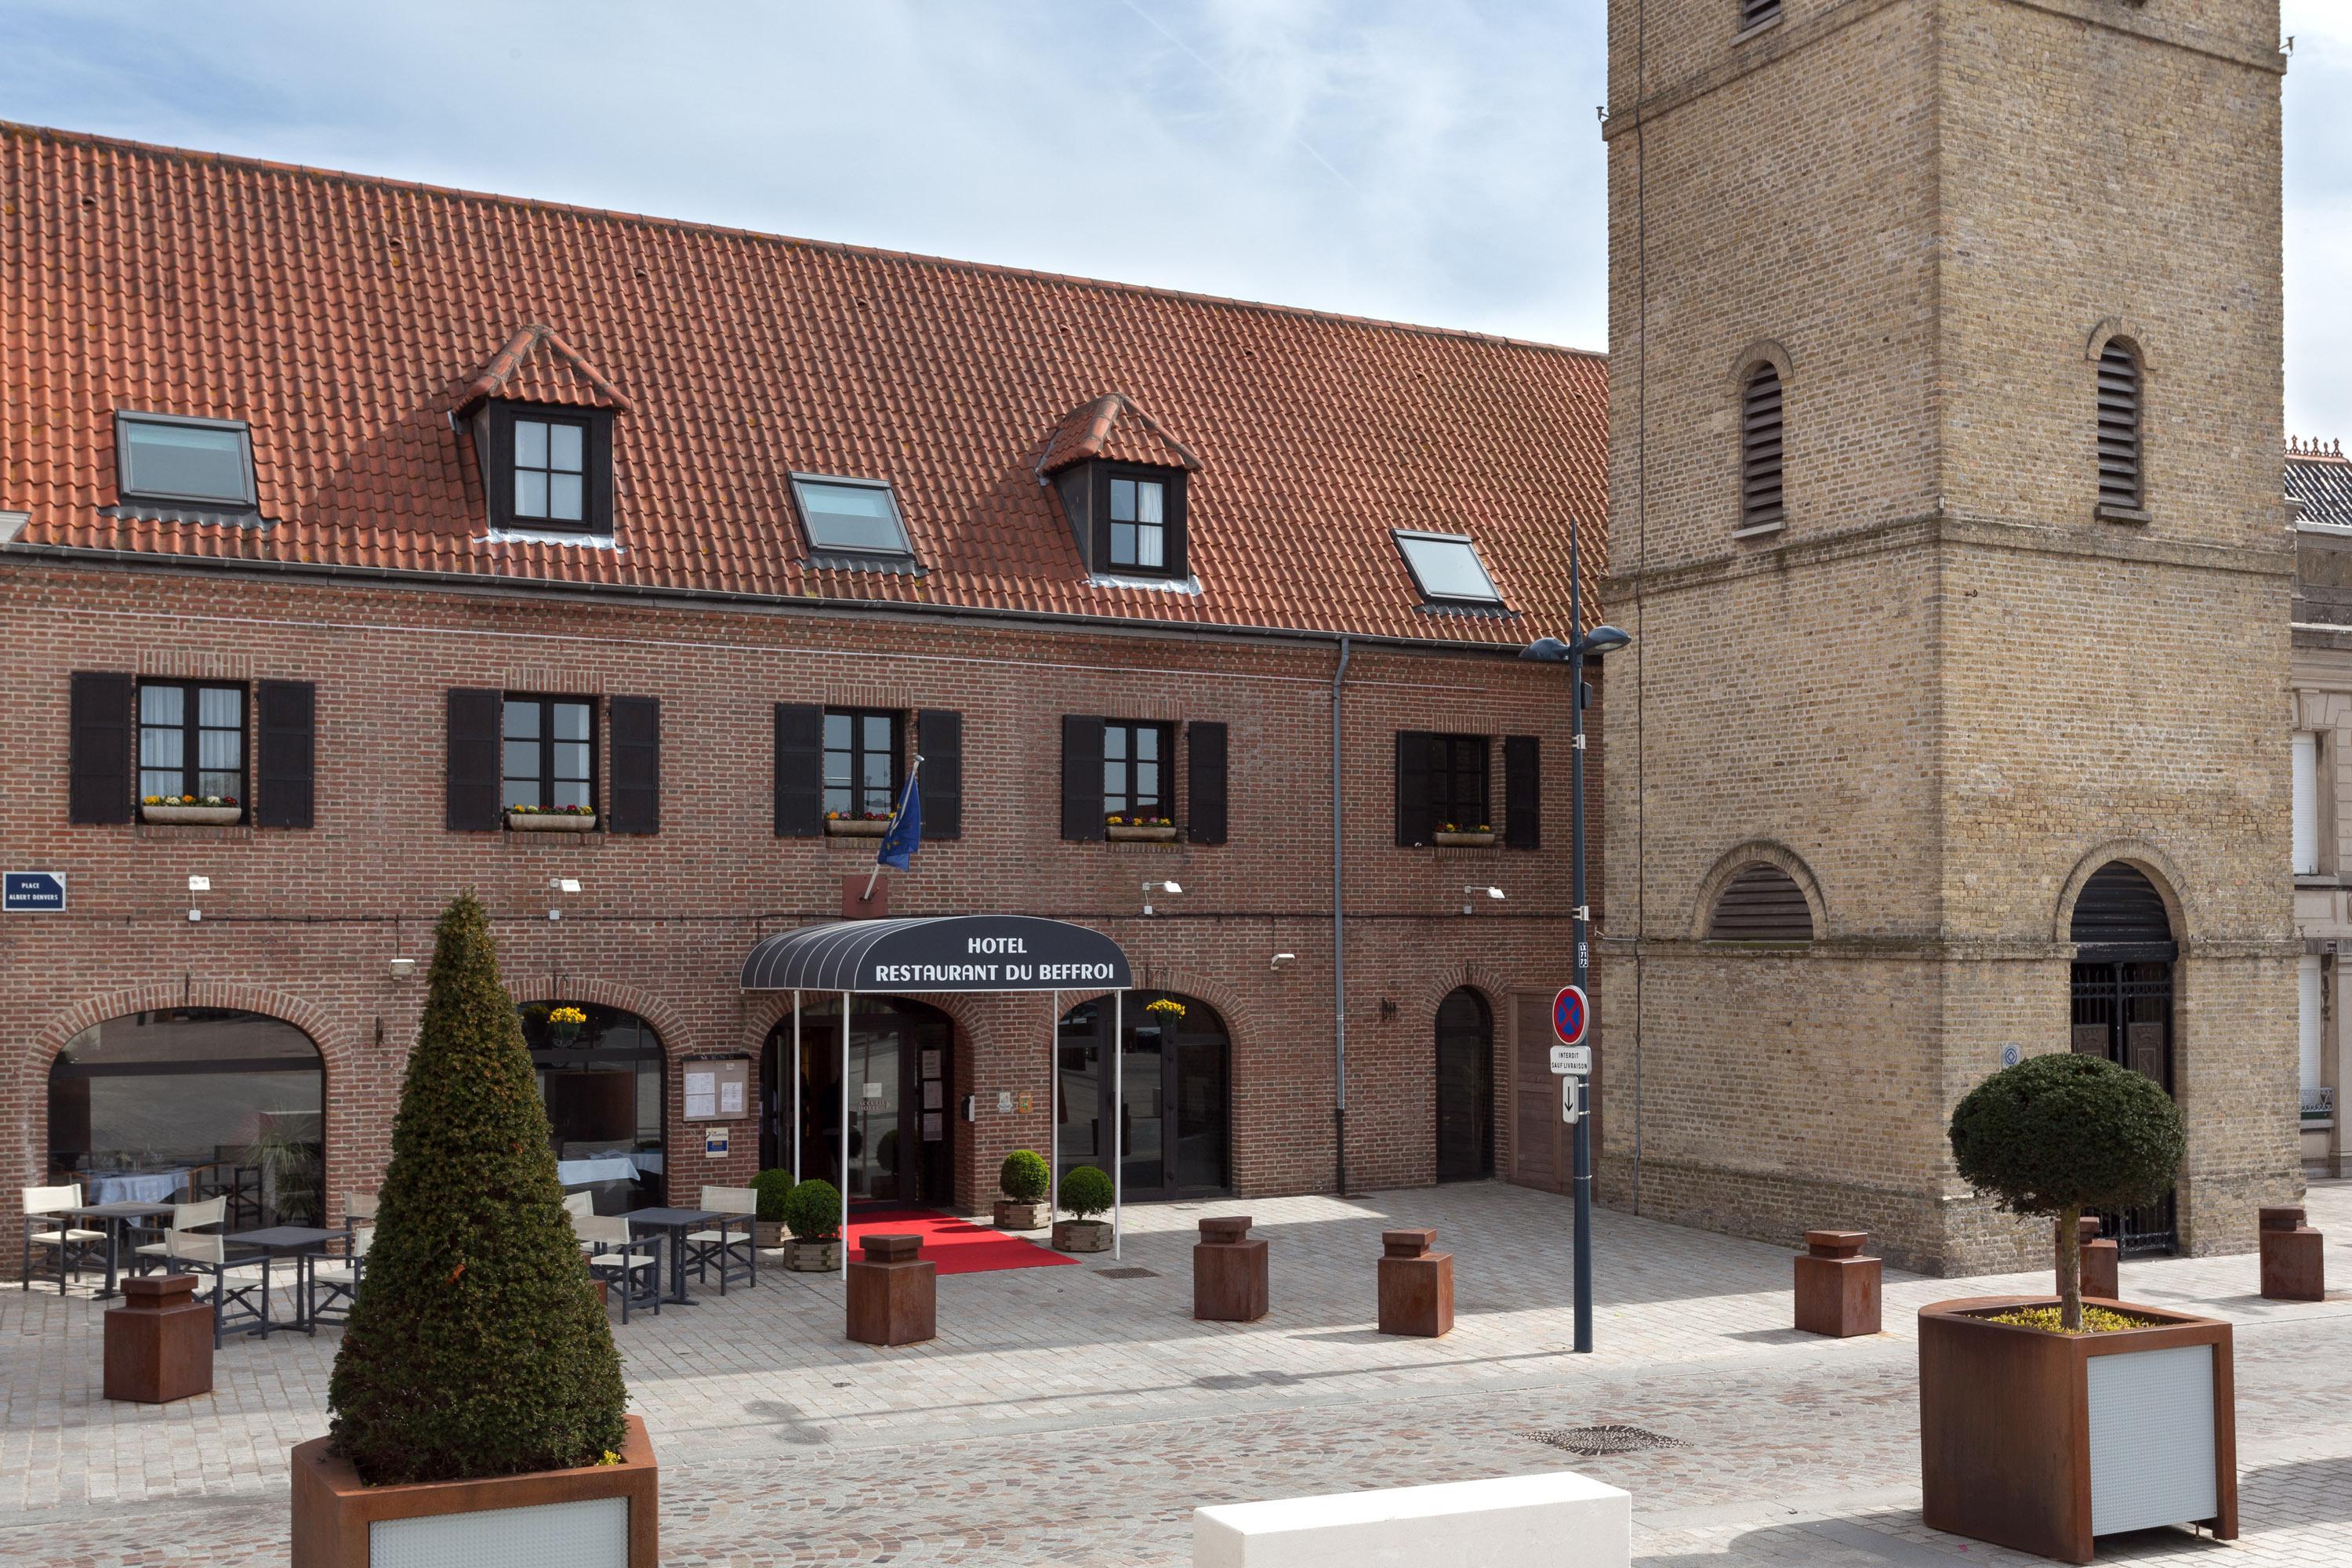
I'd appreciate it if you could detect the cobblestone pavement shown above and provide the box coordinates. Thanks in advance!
[4,1180,2348,1565]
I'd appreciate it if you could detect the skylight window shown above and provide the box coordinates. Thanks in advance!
[792,474,913,557]
[115,412,257,509]
[1393,531,1502,605]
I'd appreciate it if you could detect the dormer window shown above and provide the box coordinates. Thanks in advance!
[476,401,612,538]
[791,474,914,561]
[513,416,588,525]
[115,412,257,510]
[1109,475,1168,570]
[1393,531,1503,607]
[1055,463,1189,579]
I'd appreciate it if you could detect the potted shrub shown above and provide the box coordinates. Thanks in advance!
[825,809,892,837]
[752,1168,796,1250]
[507,801,598,832]
[1920,1052,2230,1564]
[1107,813,1178,842]
[781,1177,842,1272]
[294,893,655,1567]
[1052,1165,1115,1253]
[141,792,241,825]
[994,1150,1050,1231]
[1432,821,1494,848]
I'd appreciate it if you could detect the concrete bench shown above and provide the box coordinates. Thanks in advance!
[1194,1471,1630,1567]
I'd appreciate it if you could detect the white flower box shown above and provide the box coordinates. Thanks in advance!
[507,811,597,833]
[1434,831,1496,848]
[825,818,890,837]
[1108,824,1178,842]
[142,804,242,826]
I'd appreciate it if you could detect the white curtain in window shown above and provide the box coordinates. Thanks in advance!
[2299,954,2324,1105]
[2293,732,2320,876]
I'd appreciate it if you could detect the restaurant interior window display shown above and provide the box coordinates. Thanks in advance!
[1055,990,1230,1202]
[520,1001,666,1214]
[48,1008,325,1227]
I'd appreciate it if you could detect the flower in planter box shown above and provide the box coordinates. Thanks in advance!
[1145,996,1187,1021]
[1107,815,1126,827]
[143,795,162,805]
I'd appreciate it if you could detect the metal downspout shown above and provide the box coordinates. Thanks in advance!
[1331,634,1352,1198]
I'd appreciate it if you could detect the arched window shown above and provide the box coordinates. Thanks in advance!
[521,1001,666,1214]
[1740,361,1785,531]
[1707,862,1814,941]
[49,1008,325,1227]
[1740,0,1781,31]
[1057,992,1231,1200]
[1435,988,1494,1181]
[2067,861,2178,1254]
[2096,340,2143,510]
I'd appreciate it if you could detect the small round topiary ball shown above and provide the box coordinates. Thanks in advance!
[782,1177,842,1242]
[1061,1164,1115,1221]
[1949,1051,2184,1221]
[1000,1149,1050,1203]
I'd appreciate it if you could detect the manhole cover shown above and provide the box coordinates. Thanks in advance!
[1095,1266,1158,1279]
[1526,1425,1686,1457]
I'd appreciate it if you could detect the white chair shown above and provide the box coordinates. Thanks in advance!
[343,1190,379,1225]
[310,1225,372,1324]
[562,1191,597,1254]
[577,1213,661,1323]
[684,1185,759,1294]
[131,1196,228,1275]
[163,1230,270,1347]
[21,1185,107,1293]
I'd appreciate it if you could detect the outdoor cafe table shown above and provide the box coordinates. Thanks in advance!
[624,1208,720,1306]
[62,1201,177,1300]
[223,1226,345,1338]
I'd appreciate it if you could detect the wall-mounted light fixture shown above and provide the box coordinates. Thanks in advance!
[390,957,417,982]
[187,875,211,893]
[549,877,582,894]
[1270,951,1297,971]
[1462,884,1505,916]
[1143,880,1183,917]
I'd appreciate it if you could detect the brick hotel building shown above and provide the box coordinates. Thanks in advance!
[0,122,1610,1245]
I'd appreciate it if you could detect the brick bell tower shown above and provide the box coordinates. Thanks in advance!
[1597,0,2299,1272]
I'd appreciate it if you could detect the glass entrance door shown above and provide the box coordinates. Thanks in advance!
[766,999,953,1207]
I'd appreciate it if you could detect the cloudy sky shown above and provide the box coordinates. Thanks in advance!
[4,1,2346,437]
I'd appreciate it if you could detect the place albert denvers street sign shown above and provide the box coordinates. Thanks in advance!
[3,872,66,913]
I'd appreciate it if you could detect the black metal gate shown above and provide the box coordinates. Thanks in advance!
[2067,861,2180,1255]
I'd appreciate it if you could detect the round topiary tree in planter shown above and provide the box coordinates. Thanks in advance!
[996,1149,1051,1231]
[752,1168,797,1250]
[1948,1051,2184,1331]
[782,1177,842,1272]
[293,894,653,1567]
[1053,1164,1115,1253]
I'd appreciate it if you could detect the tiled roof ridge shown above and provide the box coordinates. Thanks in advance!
[1,118,1605,361]
[1036,393,1204,477]
[457,323,633,413]
[2289,436,2347,464]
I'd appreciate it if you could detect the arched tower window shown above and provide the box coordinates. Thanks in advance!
[1740,362,1785,532]
[2096,340,2143,510]
[1740,0,1782,31]
[1707,862,1814,941]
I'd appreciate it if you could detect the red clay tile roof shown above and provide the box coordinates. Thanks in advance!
[0,121,1608,644]
[459,324,633,415]
[1038,394,1203,476]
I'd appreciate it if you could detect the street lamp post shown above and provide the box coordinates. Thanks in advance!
[1522,523,1628,1356]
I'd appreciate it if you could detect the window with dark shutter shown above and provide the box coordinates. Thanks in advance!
[608,695,660,835]
[445,688,503,831]
[918,710,963,840]
[1740,363,1785,532]
[1187,721,1229,845]
[1396,731,1435,847]
[1062,716,1106,841]
[69,671,134,825]
[256,680,316,829]
[774,702,823,838]
[2096,341,2143,512]
[1739,0,1781,31]
[1504,735,1540,850]
[1707,863,1815,941]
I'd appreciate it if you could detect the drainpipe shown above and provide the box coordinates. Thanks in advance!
[1331,634,1352,1198]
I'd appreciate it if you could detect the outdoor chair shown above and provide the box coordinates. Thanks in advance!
[562,1191,597,1255]
[343,1190,379,1226]
[577,1213,661,1323]
[163,1229,270,1348]
[310,1225,373,1326]
[189,1163,264,1230]
[21,1184,107,1293]
[130,1195,228,1277]
[683,1185,759,1294]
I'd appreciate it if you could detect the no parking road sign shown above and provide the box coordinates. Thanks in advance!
[1551,985,1588,1051]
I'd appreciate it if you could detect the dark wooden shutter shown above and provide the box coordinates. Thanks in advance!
[1741,364,1784,530]
[256,680,316,829]
[918,710,963,840]
[68,671,134,825]
[2097,343,2143,509]
[774,702,822,837]
[1706,863,1815,941]
[1061,716,1105,841]
[1504,735,1540,850]
[608,695,659,835]
[1395,731,1434,847]
[1186,720,1229,845]
[445,688,502,831]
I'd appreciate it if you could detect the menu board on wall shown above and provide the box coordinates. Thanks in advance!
[681,1056,751,1123]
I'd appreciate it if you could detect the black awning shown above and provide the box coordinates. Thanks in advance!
[740,915,1131,994]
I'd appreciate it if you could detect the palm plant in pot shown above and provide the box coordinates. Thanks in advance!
[1920,1051,2229,1563]
[1052,1164,1114,1253]
[995,1149,1050,1231]
[752,1168,796,1250]
[294,893,655,1567]
[781,1177,842,1272]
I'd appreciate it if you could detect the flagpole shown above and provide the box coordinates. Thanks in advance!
[863,754,924,901]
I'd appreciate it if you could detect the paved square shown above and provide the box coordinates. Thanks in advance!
[3,1181,2347,1564]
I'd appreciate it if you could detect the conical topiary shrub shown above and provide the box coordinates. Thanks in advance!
[328,894,628,1483]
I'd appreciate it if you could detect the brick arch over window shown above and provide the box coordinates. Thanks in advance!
[2084,317,2155,372]
[27,982,345,1077]
[2053,840,2193,949]
[509,976,693,1058]
[1398,962,1513,1034]
[1691,841,1827,941]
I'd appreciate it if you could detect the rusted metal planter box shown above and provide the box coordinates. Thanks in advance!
[1919,1297,2235,1564]
[291,1413,657,1568]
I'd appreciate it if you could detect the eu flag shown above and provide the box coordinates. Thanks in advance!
[877,769,923,871]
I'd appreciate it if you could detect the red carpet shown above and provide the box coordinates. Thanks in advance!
[844,1208,1077,1276]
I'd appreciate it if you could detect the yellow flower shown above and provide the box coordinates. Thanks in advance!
[550,1005,588,1026]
